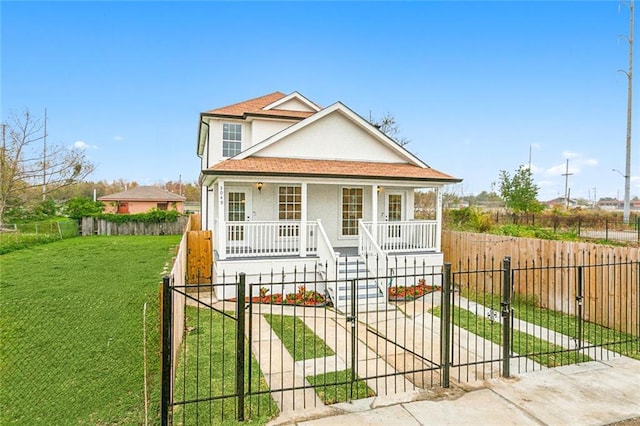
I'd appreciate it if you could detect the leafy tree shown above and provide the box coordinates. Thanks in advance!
[64,197,105,220]
[0,109,95,223]
[369,112,410,146]
[497,166,543,213]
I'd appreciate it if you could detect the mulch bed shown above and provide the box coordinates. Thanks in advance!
[231,286,327,307]
[388,279,440,301]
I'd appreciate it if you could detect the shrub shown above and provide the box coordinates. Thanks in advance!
[95,209,181,224]
[64,197,105,220]
[449,207,494,232]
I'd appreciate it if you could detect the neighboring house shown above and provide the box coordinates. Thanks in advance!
[545,197,578,209]
[597,198,622,210]
[197,91,461,311]
[98,186,186,214]
[597,198,640,211]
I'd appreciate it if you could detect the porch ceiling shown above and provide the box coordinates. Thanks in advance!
[204,157,461,183]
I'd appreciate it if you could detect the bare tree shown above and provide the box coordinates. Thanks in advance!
[370,112,411,146]
[0,109,95,223]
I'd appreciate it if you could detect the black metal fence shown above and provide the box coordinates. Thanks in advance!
[161,255,639,424]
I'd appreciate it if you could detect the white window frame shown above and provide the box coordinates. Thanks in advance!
[278,185,301,237]
[340,186,363,237]
[222,123,242,157]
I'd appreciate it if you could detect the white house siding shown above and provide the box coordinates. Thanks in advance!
[269,97,317,112]
[250,119,297,150]
[213,257,322,300]
[255,111,406,163]
[205,119,247,167]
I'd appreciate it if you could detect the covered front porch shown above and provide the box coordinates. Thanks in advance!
[201,178,444,262]
[217,219,440,259]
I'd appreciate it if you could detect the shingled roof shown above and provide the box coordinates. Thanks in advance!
[205,157,460,183]
[203,92,316,119]
[98,186,186,202]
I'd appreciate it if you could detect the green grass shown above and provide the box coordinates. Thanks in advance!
[306,369,375,404]
[461,289,640,360]
[0,235,180,424]
[263,315,373,404]
[0,218,79,254]
[263,314,335,361]
[431,305,591,367]
[172,307,278,425]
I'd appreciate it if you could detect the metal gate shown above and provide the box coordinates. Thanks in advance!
[162,256,639,424]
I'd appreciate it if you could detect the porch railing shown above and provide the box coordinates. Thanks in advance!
[225,221,319,258]
[361,220,438,252]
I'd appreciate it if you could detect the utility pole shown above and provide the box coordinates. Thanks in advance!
[42,108,47,201]
[620,0,634,223]
[562,159,573,209]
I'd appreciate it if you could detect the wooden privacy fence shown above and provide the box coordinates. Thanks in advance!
[81,216,189,236]
[442,230,640,334]
[186,229,212,284]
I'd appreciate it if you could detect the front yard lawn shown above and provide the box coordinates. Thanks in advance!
[0,235,180,424]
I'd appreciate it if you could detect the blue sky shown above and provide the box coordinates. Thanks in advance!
[2,1,638,202]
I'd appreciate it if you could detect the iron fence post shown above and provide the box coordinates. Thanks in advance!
[161,275,172,426]
[236,273,246,422]
[576,266,584,351]
[350,278,357,400]
[440,263,452,388]
[501,257,512,378]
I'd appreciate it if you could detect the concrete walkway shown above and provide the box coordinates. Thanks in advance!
[267,356,640,425]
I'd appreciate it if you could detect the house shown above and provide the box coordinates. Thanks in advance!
[544,197,578,209]
[98,186,186,214]
[197,92,461,311]
[597,198,622,210]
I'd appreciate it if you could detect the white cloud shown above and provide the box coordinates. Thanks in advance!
[74,140,97,150]
[113,135,124,141]
[562,150,580,159]
[544,152,598,177]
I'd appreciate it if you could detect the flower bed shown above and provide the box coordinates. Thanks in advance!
[388,279,440,301]
[246,285,327,307]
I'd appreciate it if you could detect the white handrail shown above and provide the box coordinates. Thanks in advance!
[225,221,319,258]
[361,220,438,252]
[358,220,387,301]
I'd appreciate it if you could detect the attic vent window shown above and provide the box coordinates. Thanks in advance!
[222,123,242,157]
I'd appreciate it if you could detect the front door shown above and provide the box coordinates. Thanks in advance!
[385,192,404,245]
[226,189,252,248]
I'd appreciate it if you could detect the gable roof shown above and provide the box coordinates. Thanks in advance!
[199,92,461,185]
[237,101,428,168]
[203,91,317,120]
[98,186,186,202]
[205,157,460,183]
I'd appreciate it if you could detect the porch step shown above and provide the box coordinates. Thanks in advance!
[328,256,388,313]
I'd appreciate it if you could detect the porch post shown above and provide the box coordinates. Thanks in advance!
[300,182,307,257]
[436,187,443,252]
[217,179,227,260]
[371,185,378,242]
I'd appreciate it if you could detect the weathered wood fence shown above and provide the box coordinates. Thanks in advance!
[81,216,190,236]
[442,230,640,334]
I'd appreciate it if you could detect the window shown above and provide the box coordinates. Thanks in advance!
[278,186,301,220]
[223,123,242,157]
[342,187,363,236]
[157,202,168,211]
[227,191,246,241]
[278,186,301,237]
